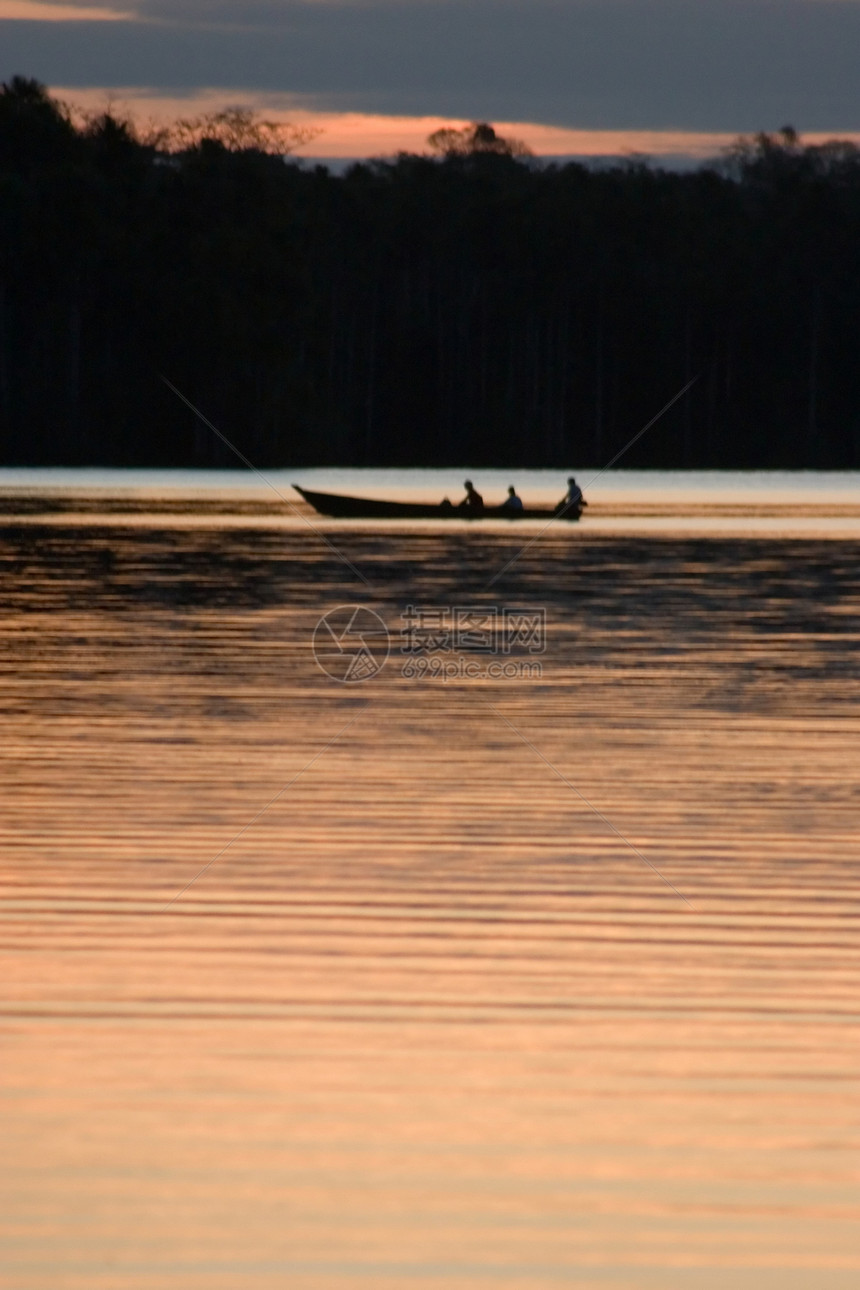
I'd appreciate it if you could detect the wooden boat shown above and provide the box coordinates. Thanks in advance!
[293,485,581,521]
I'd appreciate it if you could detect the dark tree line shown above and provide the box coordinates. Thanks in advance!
[3,78,860,468]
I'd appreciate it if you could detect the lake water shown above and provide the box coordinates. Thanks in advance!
[2,467,860,536]
[1,472,859,1288]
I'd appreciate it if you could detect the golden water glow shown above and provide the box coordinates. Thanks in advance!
[1,487,859,1286]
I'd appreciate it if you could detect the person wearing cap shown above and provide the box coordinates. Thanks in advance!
[458,480,484,513]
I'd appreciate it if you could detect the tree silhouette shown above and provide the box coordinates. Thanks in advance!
[426,121,532,158]
[3,80,860,469]
[146,105,320,155]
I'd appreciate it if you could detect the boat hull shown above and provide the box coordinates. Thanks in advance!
[293,486,581,521]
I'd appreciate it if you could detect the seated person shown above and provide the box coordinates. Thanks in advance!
[556,476,586,514]
[458,479,484,512]
[501,485,524,512]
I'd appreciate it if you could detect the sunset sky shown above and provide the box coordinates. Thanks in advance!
[2,0,860,158]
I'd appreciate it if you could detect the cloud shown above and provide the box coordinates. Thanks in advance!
[0,1,128,16]
[4,1,860,132]
[52,87,780,158]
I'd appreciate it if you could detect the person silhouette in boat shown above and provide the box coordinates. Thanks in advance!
[501,485,524,513]
[458,480,484,513]
[556,476,586,515]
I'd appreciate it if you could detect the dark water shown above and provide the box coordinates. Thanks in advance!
[1,512,859,1288]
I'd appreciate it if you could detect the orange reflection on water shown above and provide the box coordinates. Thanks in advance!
[1,511,859,1288]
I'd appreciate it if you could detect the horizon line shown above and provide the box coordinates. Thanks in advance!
[39,86,860,159]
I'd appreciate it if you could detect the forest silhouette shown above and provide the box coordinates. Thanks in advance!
[2,77,860,469]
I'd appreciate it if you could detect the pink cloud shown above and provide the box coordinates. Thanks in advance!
[44,86,789,159]
[49,88,860,159]
[0,1,129,18]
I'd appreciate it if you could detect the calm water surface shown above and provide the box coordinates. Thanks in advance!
[1,477,859,1288]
